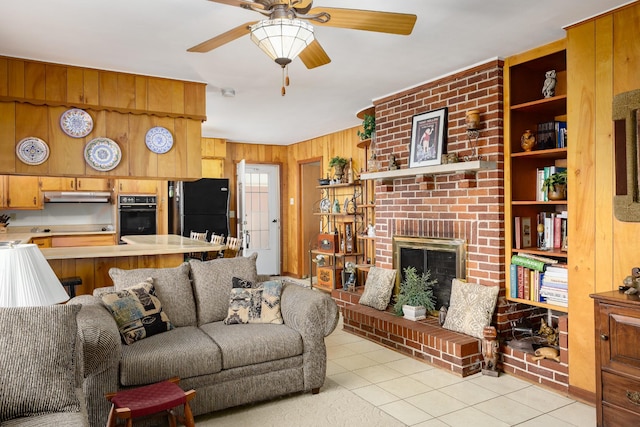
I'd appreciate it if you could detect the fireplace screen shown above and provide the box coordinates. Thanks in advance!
[393,236,466,310]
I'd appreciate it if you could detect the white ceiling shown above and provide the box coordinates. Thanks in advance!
[0,0,632,145]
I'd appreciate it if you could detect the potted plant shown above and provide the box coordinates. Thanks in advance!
[328,156,348,180]
[541,169,567,200]
[357,114,376,141]
[393,266,437,321]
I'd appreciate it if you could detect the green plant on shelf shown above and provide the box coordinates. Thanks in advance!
[357,114,375,141]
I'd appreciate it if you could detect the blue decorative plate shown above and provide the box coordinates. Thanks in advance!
[60,108,93,138]
[145,126,173,154]
[84,137,121,171]
[16,137,49,165]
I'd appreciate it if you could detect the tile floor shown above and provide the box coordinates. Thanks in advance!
[326,315,596,426]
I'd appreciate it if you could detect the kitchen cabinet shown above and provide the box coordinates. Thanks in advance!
[40,177,112,192]
[591,291,640,426]
[51,234,116,247]
[117,179,158,195]
[30,237,52,248]
[3,176,42,209]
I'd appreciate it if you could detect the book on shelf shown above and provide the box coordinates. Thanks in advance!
[511,254,547,272]
[514,216,533,249]
[537,168,546,201]
[516,252,559,264]
[510,264,519,299]
[517,265,525,299]
[536,121,567,149]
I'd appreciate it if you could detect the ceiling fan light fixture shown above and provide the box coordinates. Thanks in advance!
[250,18,314,66]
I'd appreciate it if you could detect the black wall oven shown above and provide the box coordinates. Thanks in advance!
[118,195,157,243]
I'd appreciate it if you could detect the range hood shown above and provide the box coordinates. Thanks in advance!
[44,191,112,203]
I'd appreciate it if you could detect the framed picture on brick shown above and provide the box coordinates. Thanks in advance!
[409,107,448,168]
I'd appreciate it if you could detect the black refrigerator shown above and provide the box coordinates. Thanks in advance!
[169,178,230,241]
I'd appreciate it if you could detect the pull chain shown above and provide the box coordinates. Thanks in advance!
[281,65,291,96]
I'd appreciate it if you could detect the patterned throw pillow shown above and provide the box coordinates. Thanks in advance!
[224,280,284,325]
[101,279,175,345]
[442,278,499,339]
[232,276,253,289]
[358,267,397,310]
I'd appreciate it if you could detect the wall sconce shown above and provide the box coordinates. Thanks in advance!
[464,110,482,161]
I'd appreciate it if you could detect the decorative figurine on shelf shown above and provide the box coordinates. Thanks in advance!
[389,154,399,170]
[531,347,561,362]
[367,223,375,237]
[332,199,340,213]
[622,267,640,295]
[537,223,545,249]
[542,69,557,98]
[343,262,357,292]
[521,129,536,152]
[482,326,499,377]
[538,318,559,347]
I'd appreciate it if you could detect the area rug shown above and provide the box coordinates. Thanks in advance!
[194,378,404,427]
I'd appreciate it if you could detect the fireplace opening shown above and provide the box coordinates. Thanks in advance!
[393,236,466,310]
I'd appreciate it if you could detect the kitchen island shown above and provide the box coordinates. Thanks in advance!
[37,234,224,296]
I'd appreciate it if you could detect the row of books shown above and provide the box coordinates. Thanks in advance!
[537,120,567,150]
[510,254,568,307]
[536,165,567,201]
[514,211,567,250]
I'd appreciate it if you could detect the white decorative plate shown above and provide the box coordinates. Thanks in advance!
[145,126,173,154]
[60,108,93,138]
[84,137,121,171]
[16,137,49,165]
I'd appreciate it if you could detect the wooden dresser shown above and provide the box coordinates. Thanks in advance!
[591,291,640,426]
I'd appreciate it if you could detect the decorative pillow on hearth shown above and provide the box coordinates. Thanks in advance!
[359,267,397,310]
[224,280,283,325]
[101,279,174,345]
[442,278,499,339]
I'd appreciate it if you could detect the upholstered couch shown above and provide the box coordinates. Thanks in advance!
[68,254,339,427]
[0,305,89,426]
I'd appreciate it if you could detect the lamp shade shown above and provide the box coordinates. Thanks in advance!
[250,18,314,66]
[0,243,69,307]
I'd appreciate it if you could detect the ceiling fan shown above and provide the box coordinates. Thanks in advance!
[188,0,417,72]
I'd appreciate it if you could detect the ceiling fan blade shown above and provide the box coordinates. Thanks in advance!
[308,8,417,35]
[187,22,257,53]
[207,0,265,10]
[299,39,331,69]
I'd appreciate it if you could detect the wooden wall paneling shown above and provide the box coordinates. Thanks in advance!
[99,71,118,107]
[115,256,138,271]
[7,59,24,98]
[156,116,177,178]
[15,103,49,175]
[101,110,129,177]
[0,102,15,172]
[66,67,84,104]
[135,75,147,111]
[567,19,597,395]
[127,113,154,177]
[45,64,66,102]
[83,69,99,106]
[47,106,85,175]
[171,81,184,114]
[116,73,136,109]
[24,61,45,100]
[185,119,202,179]
[0,58,7,96]
[147,77,172,113]
[184,82,206,117]
[172,118,188,178]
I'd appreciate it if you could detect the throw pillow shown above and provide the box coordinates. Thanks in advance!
[189,253,259,325]
[109,263,196,327]
[0,305,81,422]
[359,267,397,310]
[442,278,499,339]
[224,280,283,325]
[232,276,253,289]
[101,279,175,345]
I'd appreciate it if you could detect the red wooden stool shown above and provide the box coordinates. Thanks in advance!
[105,377,195,427]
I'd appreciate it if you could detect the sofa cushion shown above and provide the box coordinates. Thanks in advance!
[119,326,222,386]
[100,280,174,345]
[189,254,259,325]
[224,280,284,325]
[0,305,81,422]
[109,263,196,327]
[200,321,303,370]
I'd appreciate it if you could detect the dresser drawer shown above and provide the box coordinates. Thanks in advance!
[602,371,640,416]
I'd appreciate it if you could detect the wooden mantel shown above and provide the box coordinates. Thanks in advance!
[359,160,497,182]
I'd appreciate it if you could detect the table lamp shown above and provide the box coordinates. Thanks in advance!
[0,243,69,307]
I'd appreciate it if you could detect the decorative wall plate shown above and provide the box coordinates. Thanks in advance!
[84,137,121,171]
[145,126,173,154]
[319,198,331,213]
[60,108,93,138]
[16,137,49,165]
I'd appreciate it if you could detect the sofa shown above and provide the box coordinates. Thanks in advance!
[68,254,339,427]
[0,305,89,426]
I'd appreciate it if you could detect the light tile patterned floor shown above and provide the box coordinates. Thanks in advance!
[326,315,595,426]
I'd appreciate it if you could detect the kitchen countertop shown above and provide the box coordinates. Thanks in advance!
[39,234,224,260]
[1,229,116,245]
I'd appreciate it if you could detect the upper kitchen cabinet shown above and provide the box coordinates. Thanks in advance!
[116,179,158,195]
[3,176,42,209]
[40,177,112,192]
[0,57,204,180]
